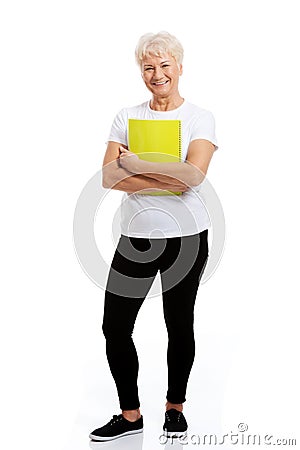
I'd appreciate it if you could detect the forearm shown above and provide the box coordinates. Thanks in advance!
[103,163,188,193]
[135,160,202,186]
[139,172,190,185]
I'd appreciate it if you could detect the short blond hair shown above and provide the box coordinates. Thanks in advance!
[135,31,184,69]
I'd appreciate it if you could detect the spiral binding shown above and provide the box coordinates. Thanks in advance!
[178,120,182,161]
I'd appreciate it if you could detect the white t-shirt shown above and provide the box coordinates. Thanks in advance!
[107,99,218,238]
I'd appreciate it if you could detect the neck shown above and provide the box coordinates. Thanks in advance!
[150,93,184,111]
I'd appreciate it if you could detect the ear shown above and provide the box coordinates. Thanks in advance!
[178,64,183,76]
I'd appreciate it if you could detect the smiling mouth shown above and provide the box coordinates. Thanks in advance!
[152,80,169,86]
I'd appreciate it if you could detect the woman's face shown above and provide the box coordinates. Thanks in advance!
[141,53,182,98]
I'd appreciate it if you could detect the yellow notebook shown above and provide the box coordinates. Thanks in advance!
[128,119,182,196]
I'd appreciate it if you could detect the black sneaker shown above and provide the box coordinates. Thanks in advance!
[163,408,188,438]
[89,414,143,441]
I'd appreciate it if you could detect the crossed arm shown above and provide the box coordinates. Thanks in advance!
[102,139,216,194]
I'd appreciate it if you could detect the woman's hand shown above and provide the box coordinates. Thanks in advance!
[119,146,142,173]
[118,146,189,192]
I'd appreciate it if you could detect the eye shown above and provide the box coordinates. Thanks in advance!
[144,67,154,71]
[162,64,170,68]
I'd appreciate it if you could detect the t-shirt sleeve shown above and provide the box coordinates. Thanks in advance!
[190,111,219,151]
[106,109,128,146]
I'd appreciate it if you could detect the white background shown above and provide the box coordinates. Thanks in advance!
[1,1,299,449]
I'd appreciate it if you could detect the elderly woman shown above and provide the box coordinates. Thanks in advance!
[90,31,218,441]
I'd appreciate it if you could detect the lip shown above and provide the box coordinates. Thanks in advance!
[151,80,169,86]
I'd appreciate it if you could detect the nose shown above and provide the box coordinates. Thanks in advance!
[153,66,164,80]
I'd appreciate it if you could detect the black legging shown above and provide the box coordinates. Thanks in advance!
[102,229,209,410]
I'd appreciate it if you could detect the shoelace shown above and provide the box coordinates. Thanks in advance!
[110,414,123,425]
[166,411,182,422]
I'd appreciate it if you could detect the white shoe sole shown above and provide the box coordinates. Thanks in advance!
[164,429,187,439]
[89,427,143,441]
